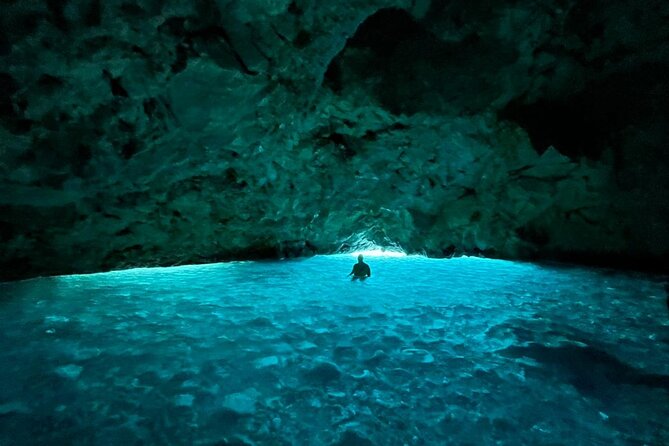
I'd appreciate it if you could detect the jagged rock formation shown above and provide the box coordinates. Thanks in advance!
[1,0,668,280]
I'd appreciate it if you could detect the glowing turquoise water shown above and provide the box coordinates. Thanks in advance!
[0,256,668,445]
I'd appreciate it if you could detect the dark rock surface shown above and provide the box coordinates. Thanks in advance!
[1,0,668,280]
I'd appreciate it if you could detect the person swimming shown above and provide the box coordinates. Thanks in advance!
[348,254,371,280]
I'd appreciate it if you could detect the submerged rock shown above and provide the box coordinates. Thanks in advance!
[254,356,280,369]
[221,388,260,415]
[363,350,389,366]
[0,402,31,415]
[174,394,195,407]
[351,370,373,380]
[400,348,435,364]
[332,430,374,446]
[296,341,319,351]
[55,364,83,380]
[213,436,255,446]
[304,361,342,385]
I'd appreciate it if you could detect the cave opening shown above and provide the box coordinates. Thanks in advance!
[337,233,407,258]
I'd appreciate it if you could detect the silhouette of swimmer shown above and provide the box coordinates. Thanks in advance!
[349,254,371,281]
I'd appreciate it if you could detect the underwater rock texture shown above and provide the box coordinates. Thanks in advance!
[1,0,668,279]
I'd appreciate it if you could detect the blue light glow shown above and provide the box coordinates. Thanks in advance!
[0,256,667,445]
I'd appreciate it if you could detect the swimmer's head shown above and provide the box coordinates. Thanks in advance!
[358,254,364,262]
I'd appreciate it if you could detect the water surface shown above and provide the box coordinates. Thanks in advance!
[1,256,668,445]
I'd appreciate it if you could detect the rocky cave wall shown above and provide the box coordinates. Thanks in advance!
[1,0,668,280]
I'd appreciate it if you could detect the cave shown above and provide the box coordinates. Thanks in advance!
[1,0,667,278]
[0,0,668,444]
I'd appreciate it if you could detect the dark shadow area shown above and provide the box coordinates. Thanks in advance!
[158,16,259,76]
[0,72,33,134]
[346,8,429,57]
[500,342,669,400]
[325,7,437,102]
[528,251,669,276]
[324,8,510,115]
[499,63,669,160]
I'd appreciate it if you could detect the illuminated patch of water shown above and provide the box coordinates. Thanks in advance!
[0,256,667,445]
